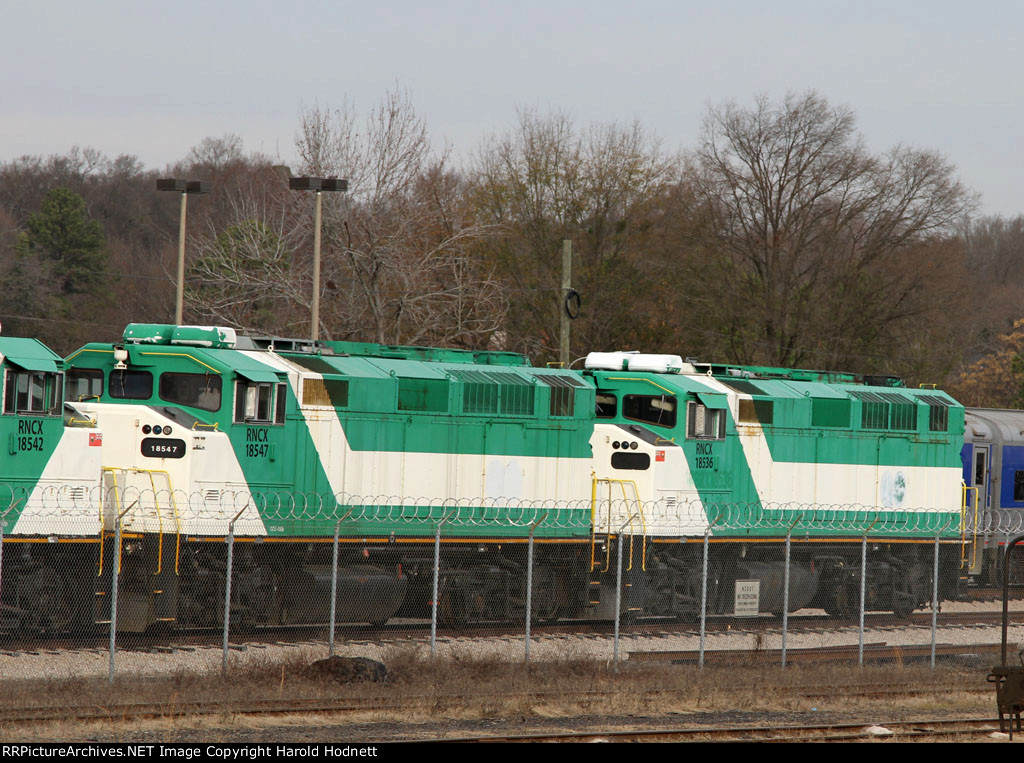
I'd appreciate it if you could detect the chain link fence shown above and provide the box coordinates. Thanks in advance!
[0,489,1020,683]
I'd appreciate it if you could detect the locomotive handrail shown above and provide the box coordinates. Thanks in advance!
[97,469,122,577]
[962,482,980,571]
[150,470,182,576]
[590,480,605,573]
[147,472,166,576]
[100,467,183,576]
[590,480,647,573]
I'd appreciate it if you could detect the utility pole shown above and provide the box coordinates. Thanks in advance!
[289,177,348,342]
[156,179,210,325]
[560,240,572,368]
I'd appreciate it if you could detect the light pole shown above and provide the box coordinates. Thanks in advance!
[157,179,210,325]
[289,176,348,342]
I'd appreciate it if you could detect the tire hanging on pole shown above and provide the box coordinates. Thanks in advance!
[564,289,581,320]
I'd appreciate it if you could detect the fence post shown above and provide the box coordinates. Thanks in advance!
[858,533,867,667]
[858,516,879,667]
[108,502,135,685]
[699,512,722,670]
[222,506,247,676]
[780,515,801,668]
[1001,535,1024,666]
[329,509,354,658]
[931,530,941,669]
[525,512,548,663]
[931,516,955,669]
[613,514,638,669]
[431,509,457,658]
[0,501,19,615]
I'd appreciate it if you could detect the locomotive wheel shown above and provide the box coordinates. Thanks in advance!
[437,588,468,628]
[891,599,914,620]
[17,567,74,636]
[890,561,927,619]
[239,564,277,628]
[823,583,857,619]
[530,568,565,623]
[531,596,562,624]
[890,578,919,619]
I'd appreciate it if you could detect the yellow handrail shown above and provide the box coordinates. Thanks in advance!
[590,478,648,572]
[101,467,182,576]
[97,469,123,577]
[961,482,979,571]
[146,470,164,575]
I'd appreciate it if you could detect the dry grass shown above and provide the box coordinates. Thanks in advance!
[0,650,997,742]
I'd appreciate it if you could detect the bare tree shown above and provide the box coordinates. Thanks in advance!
[185,166,310,334]
[295,89,505,346]
[962,215,1024,285]
[686,91,975,370]
[184,134,245,175]
[470,109,682,360]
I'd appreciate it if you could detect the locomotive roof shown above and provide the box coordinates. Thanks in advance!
[587,366,960,407]
[67,325,581,388]
[692,361,904,388]
[114,323,532,367]
[0,336,62,372]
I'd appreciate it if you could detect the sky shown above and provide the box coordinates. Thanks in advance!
[1,0,1021,216]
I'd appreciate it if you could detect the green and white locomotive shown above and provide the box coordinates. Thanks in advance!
[584,352,965,619]
[0,325,969,634]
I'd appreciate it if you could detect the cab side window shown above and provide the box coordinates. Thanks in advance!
[159,372,222,412]
[66,369,103,401]
[623,395,677,429]
[4,370,63,415]
[596,393,617,418]
[235,381,287,424]
[686,401,726,440]
[109,370,152,400]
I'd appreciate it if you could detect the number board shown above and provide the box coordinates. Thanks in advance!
[140,437,187,459]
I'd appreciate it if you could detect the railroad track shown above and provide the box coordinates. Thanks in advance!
[967,587,1024,602]
[439,717,1012,743]
[629,641,1009,665]
[1,607,1022,657]
[0,684,995,727]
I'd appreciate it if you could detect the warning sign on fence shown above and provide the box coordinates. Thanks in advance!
[734,579,759,617]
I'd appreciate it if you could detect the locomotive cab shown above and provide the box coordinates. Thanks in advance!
[0,337,105,635]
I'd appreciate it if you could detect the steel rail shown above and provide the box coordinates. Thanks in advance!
[438,717,1007,743]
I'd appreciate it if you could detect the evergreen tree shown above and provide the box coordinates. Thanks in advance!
[7,187,111,350]
[18,187,106,295]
